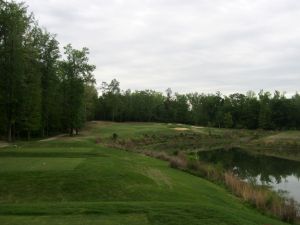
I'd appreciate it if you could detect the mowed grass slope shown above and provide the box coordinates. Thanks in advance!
[0,122,289,225]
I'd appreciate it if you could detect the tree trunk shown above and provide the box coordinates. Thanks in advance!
[69,127,73,136]
[8,125,12,142]
[75,128,79,135]
[46,121,49,137]
[12,123,16,142]
[27,130,31,141]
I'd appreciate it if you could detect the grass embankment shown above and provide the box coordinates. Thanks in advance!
[244,131,300,161]
[95,122,300,223]
[0,121,295,225]
[96,122,300,161]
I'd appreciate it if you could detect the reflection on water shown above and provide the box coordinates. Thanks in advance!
[197,148,300,202]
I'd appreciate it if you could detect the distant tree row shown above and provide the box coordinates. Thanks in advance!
[0,1,97,141]
[1,2,299,142]
[96,79,300,130]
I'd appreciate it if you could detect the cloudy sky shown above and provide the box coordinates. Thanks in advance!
[25,0,300,95]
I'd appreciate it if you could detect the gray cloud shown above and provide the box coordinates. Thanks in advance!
[25,0,300,95]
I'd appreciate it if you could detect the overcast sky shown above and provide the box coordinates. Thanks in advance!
[25,0,300,95]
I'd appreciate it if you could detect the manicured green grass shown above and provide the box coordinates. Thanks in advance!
[0,157,83,172]
[0,122,291,224]
[0,214,149,225]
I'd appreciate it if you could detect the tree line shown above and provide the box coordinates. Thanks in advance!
[1,1,299,142]
[0,1,97,141]
[96,79,300,130]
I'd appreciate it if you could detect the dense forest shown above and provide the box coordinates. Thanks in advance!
[1,1,300,142]
[96,79,300,130]
[0,1,97,141]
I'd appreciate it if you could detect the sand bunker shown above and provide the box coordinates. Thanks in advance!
[173,128,190,131]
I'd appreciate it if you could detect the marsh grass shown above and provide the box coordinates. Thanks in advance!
[169,153,188,169]
[224,172,299,223]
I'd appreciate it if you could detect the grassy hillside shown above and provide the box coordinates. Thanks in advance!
[93,122,300,161]
[0,122,292,224]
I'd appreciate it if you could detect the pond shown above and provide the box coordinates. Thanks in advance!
[197,148,300,202]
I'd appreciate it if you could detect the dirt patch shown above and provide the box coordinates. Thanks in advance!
[173,128,190,131]
[0,141,9,148]
[191,126,204,129]
[39,134,66,142]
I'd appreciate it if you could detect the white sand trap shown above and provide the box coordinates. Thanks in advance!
[173,128,190,131]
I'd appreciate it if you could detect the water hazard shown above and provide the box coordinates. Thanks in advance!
[197,148,300,202]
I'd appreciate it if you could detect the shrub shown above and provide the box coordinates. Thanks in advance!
[144,151,172,161]
[187,160,199,170]
[112,133,118,141]
[169,157,187,169]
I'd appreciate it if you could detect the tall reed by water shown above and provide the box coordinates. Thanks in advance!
[106,139,299,223]
[167,153,299,223]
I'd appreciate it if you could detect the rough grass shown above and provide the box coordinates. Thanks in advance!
[0,122,293,225]
[94,121,300,161]
[260,131,300,141]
